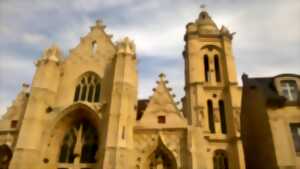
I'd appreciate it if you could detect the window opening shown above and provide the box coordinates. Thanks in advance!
[158,116,166,124]
[204,55,209,82]
[10,120,18,128]
[219,100,227,134]
[213,150,229,169]
[92,41,98,55]
[214,55,221,82]
[73,73,101,103]
[280,80,298,101]
[207,100,215,133]
[290,123,300,154]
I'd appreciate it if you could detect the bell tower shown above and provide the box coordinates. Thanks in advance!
[183,9,245,169]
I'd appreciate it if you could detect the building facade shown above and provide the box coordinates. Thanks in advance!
[241,74,300,169]
[0,10,245,169]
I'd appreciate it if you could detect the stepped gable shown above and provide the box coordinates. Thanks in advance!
[137,73,186,128]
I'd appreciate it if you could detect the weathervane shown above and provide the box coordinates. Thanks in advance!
[200,4,207,11]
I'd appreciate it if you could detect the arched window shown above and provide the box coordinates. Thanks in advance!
[74,73,101,103]
[219,100,227,134]
[213,150,229,169]
[58,121,98,165]
[214,55,221,82]
[59,128,76,163]
[207,100,215,133]
[204,55,210,82]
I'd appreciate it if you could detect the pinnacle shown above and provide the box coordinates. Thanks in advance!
[90,19,106,31]
[116,37,136,56]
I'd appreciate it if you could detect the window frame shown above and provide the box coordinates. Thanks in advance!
[73,72,101,103]
[274,76,300,104]
[290,123,300,156]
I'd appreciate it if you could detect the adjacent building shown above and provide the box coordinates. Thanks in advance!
[241,74,300,169]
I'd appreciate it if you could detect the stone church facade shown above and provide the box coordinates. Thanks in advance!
[0,10,246,169]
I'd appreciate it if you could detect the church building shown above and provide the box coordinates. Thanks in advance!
[0,9,272,169]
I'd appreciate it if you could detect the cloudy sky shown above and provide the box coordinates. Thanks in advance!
[0,0,299,116]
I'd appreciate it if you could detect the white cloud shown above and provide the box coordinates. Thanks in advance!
[22,33,51,47]
[0,0,299,116]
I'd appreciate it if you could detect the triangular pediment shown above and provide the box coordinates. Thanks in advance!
[137,73,186,128]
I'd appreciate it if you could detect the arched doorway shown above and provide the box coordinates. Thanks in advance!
[41,103,102,169]
[57,120,99,168]
[0,144,12,169]
[146,139,177,169]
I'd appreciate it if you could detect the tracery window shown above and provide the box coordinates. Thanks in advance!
[280,80,298,101]
[58,121,98,168]
[213,150,229,169]
[74,73,101,103]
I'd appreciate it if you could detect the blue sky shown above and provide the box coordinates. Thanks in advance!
[0,0,299,115]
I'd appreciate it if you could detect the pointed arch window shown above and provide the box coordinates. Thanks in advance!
[204,55,210,82]
[73,73,101,103]
[213,150,229,169]
[207,100,215,133]
[58,121,98,166]
[92,41,98,55]
[214,55,221,82]
[219,100,227,134]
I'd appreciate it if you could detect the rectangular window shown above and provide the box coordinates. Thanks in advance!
[281,80,298,101]
[11,120,18,128]
[290,123,300,155]
[158,116,166,124]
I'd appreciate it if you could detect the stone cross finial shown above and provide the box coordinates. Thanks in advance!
[159,73,166,80]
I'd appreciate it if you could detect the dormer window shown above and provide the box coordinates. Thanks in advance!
[280,80,298,101]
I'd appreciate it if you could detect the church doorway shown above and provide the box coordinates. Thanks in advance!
[0,144,12,169]
[147,143,177,169]
[43,104,102,169]
[57,120,99,169]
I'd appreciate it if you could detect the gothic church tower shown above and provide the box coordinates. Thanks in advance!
[183,10,245,169]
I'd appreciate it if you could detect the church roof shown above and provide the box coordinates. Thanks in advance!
[136,99,149,120]
[242,74,290,107]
